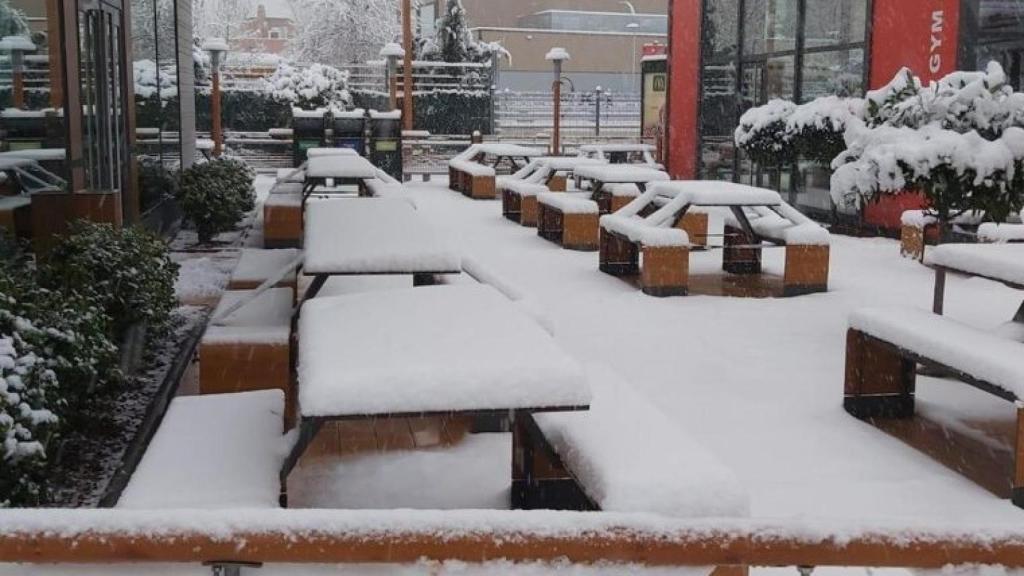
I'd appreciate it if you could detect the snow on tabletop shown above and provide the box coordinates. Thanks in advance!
[368,109,402,120]
[545,47,571,61]
[849,307,1024,397]
[0,148,65,161]
[276,168,306,183]
[202,287,293,345]
[306,155,378,179]
[606,183,641,198]
[449,158,496,177]
[271,182,305,195]
[573,164,669,183]
[302,198,461,275]
[534,369,748,518]
[979,223,1024,243]
[540,156,607,171]
[308,147,359,158]
[297,284,590,417]
[476,143,545,158]
[651,181,782,206]
[537,192,599,214]
[230,248,302,284]
[366,180,419,208]
[926,243,1024,286]
[600,215,688,247]
[117,390,286,509]
[292,107,329,119]
[502,179,549,198]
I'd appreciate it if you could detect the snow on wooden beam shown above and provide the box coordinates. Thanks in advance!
[3,513,1024,567]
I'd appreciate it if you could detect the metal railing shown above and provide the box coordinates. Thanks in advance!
[495,90,642,140]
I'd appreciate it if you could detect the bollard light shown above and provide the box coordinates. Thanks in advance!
[545,47,570,156]
[0,36,36,110]
[380,42,405,110]
[202,38,229,157]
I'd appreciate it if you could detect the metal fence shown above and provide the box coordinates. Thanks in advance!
[494,90,641,140]
[344,60,495,96]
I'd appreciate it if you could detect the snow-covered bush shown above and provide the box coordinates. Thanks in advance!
[0,0,29,38]
[289,0,399,64]
[0,332,61,507]
[40,223,179,339]
[178,157,255,243]
[734,99,797,165]
[133,59,179,100]
[262,61,351,110]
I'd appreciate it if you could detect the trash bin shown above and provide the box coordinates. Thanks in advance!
[291,107,328,167]
[368,109,402,181]
[331,108,366,155]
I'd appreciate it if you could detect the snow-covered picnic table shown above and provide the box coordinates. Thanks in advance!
[302,197,462,294]
[572,164,669,213]
[282,284,591,504]
[303,154,379,199]
[926,243,1024,321]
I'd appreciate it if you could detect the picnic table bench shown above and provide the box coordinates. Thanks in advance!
[302,154,379,201]
[449,144,544,200]
[599,181,831,297]
[845,243,1024,507]
[536,165,669,251]
[578,143,661,168]
[501,157,606,227]
[281,284,591,506]
[302,197,461,295]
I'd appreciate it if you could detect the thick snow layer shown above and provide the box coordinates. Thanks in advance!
[574,165,669,184]
[368,109,402,120]
[306,155,378,179]
[117,390,286,509]
[579,144,655,154]
[203,287,293,345]
[200,38,229,52]
[503,179,550,198]
[292,107,329,119]
[231,248,302,285]
[297,284,590,417]
[545,47,571,61]
[926,243,1024,286]
[277,168,306,183]
[265,192,303,208]
[605,183,641,198]
[849,307,1024,398]
[0,148,65,161]
[303,198,461,274]
[534,370,748,518]
[271,182,305,195]
[365,179,418,207]
[379,42,405,58]
[600,215,688,247]
[475,143,545,158]
[899,210,985,228]
[541,157,607,171]
[651,181,783,206]
[979,223,1024,243]
[449,158,496,177]
[538,192,599,215]
[307,147,359,158]
[332,108,366,119]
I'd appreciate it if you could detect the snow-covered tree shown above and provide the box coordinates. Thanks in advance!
[417,0,503,64]
[193,0,253,41]
[262,61,351,109]
[289,0,400,65]
[0,0,29,38]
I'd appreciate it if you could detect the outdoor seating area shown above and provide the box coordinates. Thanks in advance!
[448,143,545,200]
[499,157,604,227]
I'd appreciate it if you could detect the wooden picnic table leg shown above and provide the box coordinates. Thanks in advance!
[413,273,437,287]
[1014,404,1024,509]
[279,417,325,507]
[932,267,947,315]
[300,274,329,303]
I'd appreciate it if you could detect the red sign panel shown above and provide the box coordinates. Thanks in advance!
[869,0,961,88]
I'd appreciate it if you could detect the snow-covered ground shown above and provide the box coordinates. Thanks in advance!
[400,179,1024,524]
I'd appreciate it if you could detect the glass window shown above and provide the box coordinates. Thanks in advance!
[801,48,864,99]
[804,0,867,49]
[742,0,798,56]
[702,0,739,61]
[962,0,1024,90]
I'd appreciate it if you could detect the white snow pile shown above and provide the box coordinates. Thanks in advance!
[133,59,178,99]
[978,222,1024,243]
[0,335,58,468]
[263,61,352,109]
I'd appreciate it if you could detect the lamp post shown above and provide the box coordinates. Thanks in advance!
[401,0,414,131]
[1,36,36,110]
[380,42,404,110]
[545,47,570,156]
[626,22,640,78]
[203,38,228,157]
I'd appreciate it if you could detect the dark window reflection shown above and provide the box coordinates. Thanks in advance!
[962,0,1024,90]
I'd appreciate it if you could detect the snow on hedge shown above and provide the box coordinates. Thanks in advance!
[262,61,351,110]
[133,59,178,99]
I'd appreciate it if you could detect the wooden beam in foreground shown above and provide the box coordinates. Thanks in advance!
[3,513,1024,568]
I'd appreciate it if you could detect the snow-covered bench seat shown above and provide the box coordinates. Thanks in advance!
[979,222,1024,244]
[118,390,285,509]
[200,288,294,417]
[228,248,302,291]
[501,179,550,227]
[899,210,985,261]
[600,213,691,296]
[537,192,601,251]
[516,376,749,518]
[844,306,1024,507]
[449,158,497,199]
[263,191,303,248]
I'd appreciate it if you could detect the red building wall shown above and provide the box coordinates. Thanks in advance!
[869,0,961,88]
[665,0,702,180]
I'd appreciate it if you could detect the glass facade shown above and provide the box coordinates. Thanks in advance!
[698,0,869,217]
[960,0,1024,90]
[518,10,668,34]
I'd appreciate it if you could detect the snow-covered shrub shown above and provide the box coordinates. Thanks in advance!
[133,59,178,100]
[0,332,61,507]
[178,157,255,243]
[0,0,29,38]
[734,99,797,165]
[788,96,866,166]
[40,222,179,339]
[263,61,351,110]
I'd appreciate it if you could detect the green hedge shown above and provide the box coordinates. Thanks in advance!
[351,91,493,135]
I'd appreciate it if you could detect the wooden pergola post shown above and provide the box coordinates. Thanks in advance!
[401,0,413,131]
